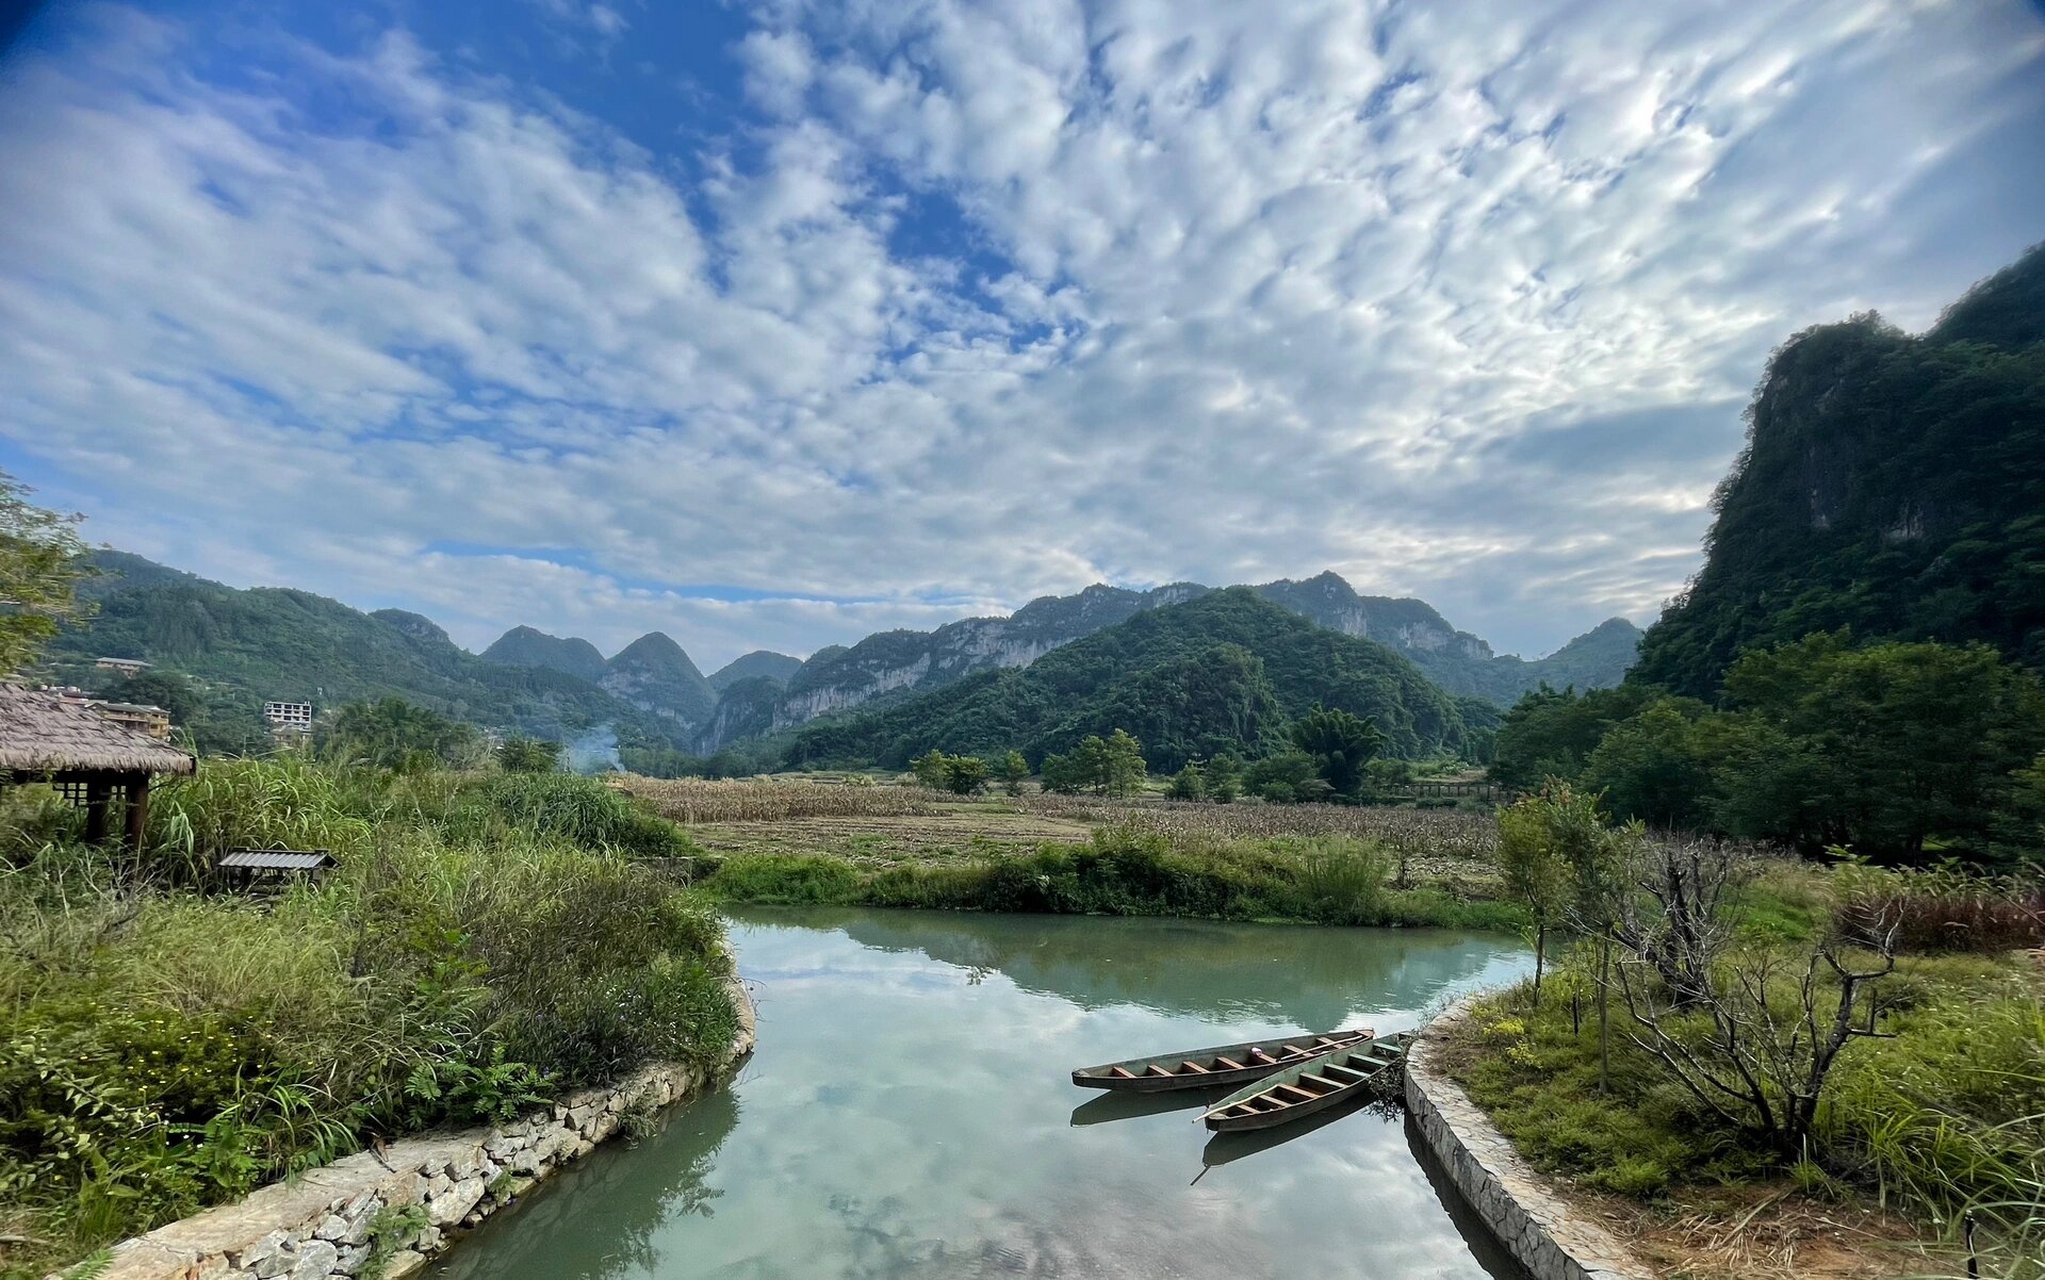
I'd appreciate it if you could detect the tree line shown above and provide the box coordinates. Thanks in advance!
[1493,633,2045,865]
[901,704,1402,804]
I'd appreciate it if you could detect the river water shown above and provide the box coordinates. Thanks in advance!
[432,908,1533,1280]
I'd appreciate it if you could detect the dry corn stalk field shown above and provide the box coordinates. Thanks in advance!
[619,776,951,822]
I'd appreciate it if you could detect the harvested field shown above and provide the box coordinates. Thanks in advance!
[689,805,1092,867]
[619,776,950,822]
[619,777,1505,900]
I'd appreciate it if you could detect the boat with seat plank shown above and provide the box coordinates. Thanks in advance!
[1070,1027,1375,1093]
[1200,1032,1413,1131]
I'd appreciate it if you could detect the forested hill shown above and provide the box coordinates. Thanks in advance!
[1632,246,2045,696]
[785,589,1498,772]
[708,650,803,692]
[51,552,684,750]
[480,625,718,730]
[709,571,1636,748]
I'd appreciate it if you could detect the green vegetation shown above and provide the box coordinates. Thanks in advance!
[496,735,564,773]
[701,824,1523,931]
[0,760,735,1277]
[785,590,1496,772]
[1454,790,2045,1277]
[1039,730,1147,796]
[1494,635,2045,863]
[1633,246,2045,696]
[910,748,991,795]
[45,551,686,755]
[0,473,93,673]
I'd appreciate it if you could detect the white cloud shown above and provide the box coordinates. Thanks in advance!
[1,0,2042,667]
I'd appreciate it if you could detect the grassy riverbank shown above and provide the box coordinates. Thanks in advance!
[1444,863,2045,1280]
[0,761,740,1279]
[621,779,1524,930]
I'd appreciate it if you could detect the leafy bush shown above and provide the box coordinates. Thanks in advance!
[445,772,692,859]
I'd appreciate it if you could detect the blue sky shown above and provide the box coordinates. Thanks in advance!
[2,0,2043,669]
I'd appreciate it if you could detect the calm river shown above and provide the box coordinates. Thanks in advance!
[433,908,1533,1280]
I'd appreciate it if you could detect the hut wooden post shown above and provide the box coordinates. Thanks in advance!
[126,776,150,855]
[0,686,196,853]
[83,775,112,844]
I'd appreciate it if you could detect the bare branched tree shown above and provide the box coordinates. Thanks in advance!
[1613,905,1899,1157]
[1609,836,1755,1009]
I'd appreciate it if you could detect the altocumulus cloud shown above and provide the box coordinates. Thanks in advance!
[0,0,2041,664]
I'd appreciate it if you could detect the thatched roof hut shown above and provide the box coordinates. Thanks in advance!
[0,683,195,849]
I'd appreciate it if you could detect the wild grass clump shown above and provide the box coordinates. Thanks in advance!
[0,760,737,1277]
[146,755,377,882]
[1833,863,2045,954]
[1818,965,2045,1273]
[442,772,694,859]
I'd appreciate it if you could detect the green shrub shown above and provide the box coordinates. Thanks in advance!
[1283,837,1390,925]
[444,773,693,859]
[706,854,861,904]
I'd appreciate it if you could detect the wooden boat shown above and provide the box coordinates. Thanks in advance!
[1070,1027,1374,1093]
[1200,1032,1413,1132]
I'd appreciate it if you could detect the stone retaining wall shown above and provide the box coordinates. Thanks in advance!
[1404,998,1653,1280]
[69,972,756,1280]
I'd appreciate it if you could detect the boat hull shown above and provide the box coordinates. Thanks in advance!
[1200,1033,1413,1132]
[1070,1027,1374,1093]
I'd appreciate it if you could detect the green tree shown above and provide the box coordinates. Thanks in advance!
[998,750,1029,796]
[1167,761,1205,801]
[1039,751,1082,794]
[497,736,562,773]
[941,755,989,795]
[1718,634,2045,859]
[1244,749,1326,803]
[1580,699,1715,829]
[1496,792,1576,997]
[323,698,482,771]
[0,472,92,673]
[1205,752,1242,804]
[910,749,950,790]
[1489,684,1647,790]
[1102,729,1146,797]
[1287,706,1383,800]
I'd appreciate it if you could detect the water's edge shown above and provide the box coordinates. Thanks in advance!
[1405,996,1651,1280]
[65,967,757,1280]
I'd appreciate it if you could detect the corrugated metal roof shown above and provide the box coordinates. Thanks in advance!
[219,848,334,870]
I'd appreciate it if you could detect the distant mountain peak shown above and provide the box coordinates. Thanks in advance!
[481,626,608,683]
[708,650,804,693]
[371,609,453,648]
[598,632,714,728]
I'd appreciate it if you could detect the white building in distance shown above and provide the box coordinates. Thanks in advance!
[262,700,314,733]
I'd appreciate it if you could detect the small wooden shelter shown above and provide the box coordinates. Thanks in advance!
[0,683,196,851]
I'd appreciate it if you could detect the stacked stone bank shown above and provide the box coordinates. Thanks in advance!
[69,973,756,1280]
[1404,998,1652,1280]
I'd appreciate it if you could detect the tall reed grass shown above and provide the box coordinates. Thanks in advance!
[0,760,737,1277]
